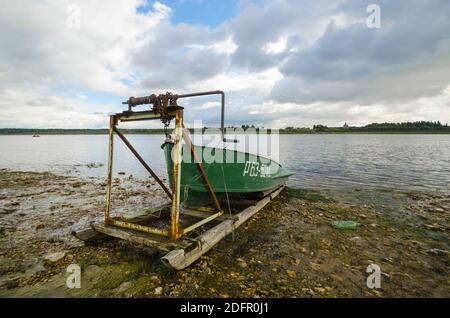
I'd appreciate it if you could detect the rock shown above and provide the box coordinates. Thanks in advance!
[426,248,449,256]
[314,287,326,293]
[43,251,66,263]
[149,275,161,285]
[237,258,248,268]
[372,290,383,297]
[115,281,132,294]
[35,224,45,230]
[381,272,391,280]
[330,274,344,282]
[309,262,321,271]
[423,224,442,231]
[153,287,163,295]
[4,279,19,290]
[238,261,247,268]
[286,270,297,278]
[1,208,18,214]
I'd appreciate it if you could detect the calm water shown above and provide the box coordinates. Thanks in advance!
[0,134,449,193]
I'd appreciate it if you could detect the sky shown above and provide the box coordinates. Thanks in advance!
[0,0,449,129]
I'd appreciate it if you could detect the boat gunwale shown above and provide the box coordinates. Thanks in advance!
[161,140,288,169]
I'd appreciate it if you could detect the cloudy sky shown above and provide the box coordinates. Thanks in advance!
[0,0,449,129]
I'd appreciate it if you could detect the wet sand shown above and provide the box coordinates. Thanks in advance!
[0,169,449,297]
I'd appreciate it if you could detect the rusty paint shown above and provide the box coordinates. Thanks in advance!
[113,126,172,199]
[109,219,169,237]
[170,108,183,240]
[103,91,236,242]
[182,210,224,235]
[182,126,222,212]
[105,115,115,226]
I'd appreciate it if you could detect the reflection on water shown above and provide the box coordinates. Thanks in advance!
[0,134,449,192]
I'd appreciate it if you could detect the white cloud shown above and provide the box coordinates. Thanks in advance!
[262,36,288,55]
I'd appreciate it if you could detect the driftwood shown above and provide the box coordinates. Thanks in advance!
[72,204,171,242]
[92,224,189,252]
[161,186,283,270]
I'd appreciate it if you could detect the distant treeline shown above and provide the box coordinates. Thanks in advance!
[1,121,449,135]
[0,128,167,135]
[281,121,450,134]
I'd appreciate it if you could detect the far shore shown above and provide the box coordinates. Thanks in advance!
[1,129,450,135]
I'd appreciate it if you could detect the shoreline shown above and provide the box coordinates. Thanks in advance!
[1,131,450,135]
[0,169,448,297]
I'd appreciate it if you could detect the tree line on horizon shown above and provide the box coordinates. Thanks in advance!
[0,121,449,134]
[309,121,449,132]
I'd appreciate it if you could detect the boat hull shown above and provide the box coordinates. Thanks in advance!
[162,142,291,207]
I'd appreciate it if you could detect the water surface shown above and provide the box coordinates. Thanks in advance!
[0,134,449,193]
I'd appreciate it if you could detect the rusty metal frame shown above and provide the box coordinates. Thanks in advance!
[104,97,225,241]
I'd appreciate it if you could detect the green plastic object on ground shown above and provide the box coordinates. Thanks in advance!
[331,220,361,230]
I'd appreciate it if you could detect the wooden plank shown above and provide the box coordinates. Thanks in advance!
[182,209,237,222]
[161,186,284,270]
[92,224,186,252]
[71,226,107,241]
[72,204,171,242]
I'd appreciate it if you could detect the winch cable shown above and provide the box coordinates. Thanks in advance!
[219,136,234,241]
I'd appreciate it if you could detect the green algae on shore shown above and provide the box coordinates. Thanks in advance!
[0,169,449,297]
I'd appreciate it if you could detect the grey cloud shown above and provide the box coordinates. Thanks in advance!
[131,22,229,91]
[229,2,291,70]
[229,0,342,71]
[272,0,450,104]
[138,47,228,89]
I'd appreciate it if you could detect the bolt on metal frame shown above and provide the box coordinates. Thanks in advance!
[104,92,226,240]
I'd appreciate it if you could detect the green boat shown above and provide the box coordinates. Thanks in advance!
[162,141,292,207]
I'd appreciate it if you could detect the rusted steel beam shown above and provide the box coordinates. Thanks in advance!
[105,115,115,225]
[182,209,236,222]
[177,91,225,139]
[73,204,171,242]
[182,210,224,235]
[115,109,178,122]
[108,219,169,237]
[182,126,222,212]
[93,224,184,252]
[170,108,183,240]
[112,126,172,199]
